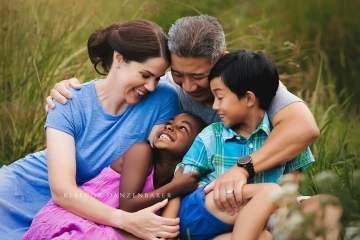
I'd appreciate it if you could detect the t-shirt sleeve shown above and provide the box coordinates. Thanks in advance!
[44,98,76,137]
[284,147,315,173]
[154,81,180,125]
[267,81,304,120]
[175,136,209,175]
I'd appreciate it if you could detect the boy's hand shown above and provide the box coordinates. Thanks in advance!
[45,77,82,112]
[204,166,248,216]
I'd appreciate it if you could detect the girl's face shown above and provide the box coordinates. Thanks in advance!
[153,113,201,158]
[115,55,169,105]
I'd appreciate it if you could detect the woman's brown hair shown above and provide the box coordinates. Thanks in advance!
[87,19,170,75]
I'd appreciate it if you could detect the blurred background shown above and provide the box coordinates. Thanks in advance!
[1,0,359,238]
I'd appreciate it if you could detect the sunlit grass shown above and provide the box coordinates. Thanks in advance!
[1,0,359,238]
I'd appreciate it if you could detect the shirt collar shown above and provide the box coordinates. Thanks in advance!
[221,112,272,140]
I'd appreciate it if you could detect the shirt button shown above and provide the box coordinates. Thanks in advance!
[249,143,253,148]
[236,136,241,140]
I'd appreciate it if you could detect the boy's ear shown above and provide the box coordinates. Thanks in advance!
[221,51,229,57]
[245,91,256,107]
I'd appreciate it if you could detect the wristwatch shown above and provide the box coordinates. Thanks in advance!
[237,155,255,179]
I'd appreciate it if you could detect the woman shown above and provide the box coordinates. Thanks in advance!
[0,19,199,240]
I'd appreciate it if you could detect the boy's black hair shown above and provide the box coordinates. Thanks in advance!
[181,111,207,132]
[208,50,279,110]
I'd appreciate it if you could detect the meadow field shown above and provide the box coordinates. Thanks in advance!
[1,0,359,238]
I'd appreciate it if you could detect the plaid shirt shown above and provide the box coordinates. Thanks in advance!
[180,112,315,187]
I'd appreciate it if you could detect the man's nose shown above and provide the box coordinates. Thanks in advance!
[181,77,196,93]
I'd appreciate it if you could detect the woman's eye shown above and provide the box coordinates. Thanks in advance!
[142,74,150,79]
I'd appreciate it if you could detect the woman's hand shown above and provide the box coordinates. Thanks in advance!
[45,77,82,112]
[119,199,180,240]
[170,164,200,195]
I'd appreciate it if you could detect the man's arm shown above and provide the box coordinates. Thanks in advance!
[206,101,319,215]
[45,78,82,111]
[252,102,319,173]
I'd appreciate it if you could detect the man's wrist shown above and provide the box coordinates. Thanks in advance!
[236,155,255,178]
[237,166,250,178]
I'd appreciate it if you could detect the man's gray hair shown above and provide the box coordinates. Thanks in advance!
[168,15,226,64]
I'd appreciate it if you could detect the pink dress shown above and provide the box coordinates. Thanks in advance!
[23,167,155,240]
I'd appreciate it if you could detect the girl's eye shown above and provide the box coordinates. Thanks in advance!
[179,126,188,132]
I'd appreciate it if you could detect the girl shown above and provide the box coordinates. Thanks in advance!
[23,112,207,239]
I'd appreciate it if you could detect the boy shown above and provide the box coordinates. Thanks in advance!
[167,50,315,240]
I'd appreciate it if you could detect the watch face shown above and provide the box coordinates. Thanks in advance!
[238,155,251,165]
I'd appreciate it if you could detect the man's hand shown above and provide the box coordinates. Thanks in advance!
[204,166,248,216]
[45,77,82,112]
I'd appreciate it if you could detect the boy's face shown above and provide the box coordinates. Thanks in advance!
[170,54,215,106]
[152,113,201,158]
[210,77,248,128]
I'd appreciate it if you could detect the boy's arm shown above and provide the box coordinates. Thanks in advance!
[161,197,181,219]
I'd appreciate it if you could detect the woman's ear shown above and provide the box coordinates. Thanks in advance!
[245,91,256,107]
[113,51,123,66]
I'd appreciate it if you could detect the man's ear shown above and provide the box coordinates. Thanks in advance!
[245,91,256,107]
[113,51,124,65]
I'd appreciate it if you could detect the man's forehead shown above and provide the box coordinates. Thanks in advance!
[170,55,214,74]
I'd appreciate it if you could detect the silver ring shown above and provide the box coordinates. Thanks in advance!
[226,190,234,194]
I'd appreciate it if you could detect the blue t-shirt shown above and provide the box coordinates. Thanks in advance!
[0,80,179,239]
[45,80,180,183]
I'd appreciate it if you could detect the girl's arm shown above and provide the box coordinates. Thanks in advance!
[119,143,199,213]
[47,128,180,239]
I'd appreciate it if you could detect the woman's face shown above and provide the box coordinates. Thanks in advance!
[116,56,169,105]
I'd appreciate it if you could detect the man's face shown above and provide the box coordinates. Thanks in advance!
[170,54,215,106]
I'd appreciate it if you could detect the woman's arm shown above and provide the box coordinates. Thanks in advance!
[47,128,121,226]
[47,128,179,239]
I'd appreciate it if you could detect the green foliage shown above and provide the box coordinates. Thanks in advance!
[1,0,359,237]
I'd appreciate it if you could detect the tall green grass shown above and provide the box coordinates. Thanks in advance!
[297,54,360,238]
[1,0,359,238]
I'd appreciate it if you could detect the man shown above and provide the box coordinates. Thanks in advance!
[48,15,341,239]
[49,15,319,213]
